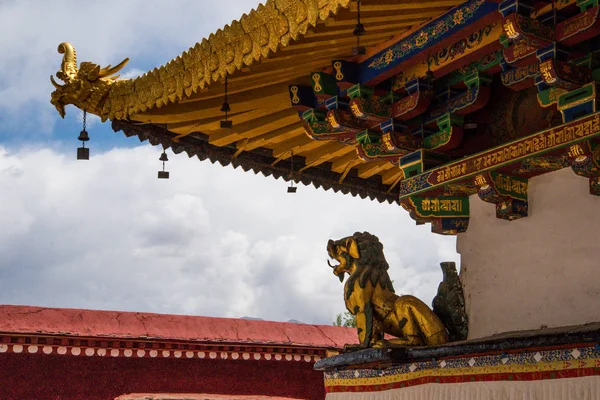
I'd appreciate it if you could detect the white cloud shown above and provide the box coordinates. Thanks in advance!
[0,145,459,324]
[0,0,462,326]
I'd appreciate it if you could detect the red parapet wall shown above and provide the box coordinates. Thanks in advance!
[0,306,357,400]
[0,352,324,400]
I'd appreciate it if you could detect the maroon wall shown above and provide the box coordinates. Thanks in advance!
[0,353,325,400]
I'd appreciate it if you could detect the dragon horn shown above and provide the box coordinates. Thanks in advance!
[57,42,77,81]
[98,58,130,79]
[50,75,64,89]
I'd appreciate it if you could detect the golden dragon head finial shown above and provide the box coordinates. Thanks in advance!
[50,42,129,118]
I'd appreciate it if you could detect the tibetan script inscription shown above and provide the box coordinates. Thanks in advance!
[421,198,464,212]
[408,196,470,218]
[558,6,599,41]
[436,114,600,184]
[492,172,528,200]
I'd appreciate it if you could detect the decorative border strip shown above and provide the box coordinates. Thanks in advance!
[391,22,502,91]
[361,0,497,80]
[0,335,323,362]
[399,111,600,198]
[324,344,600,393]
[326,368,600,392]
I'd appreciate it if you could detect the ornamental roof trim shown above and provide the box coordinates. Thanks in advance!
[97,0,351,121]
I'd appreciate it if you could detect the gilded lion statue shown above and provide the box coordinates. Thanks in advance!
[327,232,449,348]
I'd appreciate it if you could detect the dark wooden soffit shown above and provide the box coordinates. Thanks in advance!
[112,120,399,204]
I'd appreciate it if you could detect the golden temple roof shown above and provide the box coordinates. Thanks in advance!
[51,0,468,201]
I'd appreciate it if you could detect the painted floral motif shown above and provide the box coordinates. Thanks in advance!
[429,23,497,68]
[453,9,464,25]
[367,0,486,70]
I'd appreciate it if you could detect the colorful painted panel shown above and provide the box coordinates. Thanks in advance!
[324,344,600,394]
[391,22,503,91]
[503,41,538,66]
[493,172,528,199]
[558,82,599,123]
[399,112,600,198]
[360,0,497,81]
[501,13,554,46]
[501,63,540,91]
[350,98,391,128]
[426,85,491,122]
[557,5,600,46]
[406,197,469,218]
[539,59,590,91]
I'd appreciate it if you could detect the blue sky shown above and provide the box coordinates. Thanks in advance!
[0,0,460,324]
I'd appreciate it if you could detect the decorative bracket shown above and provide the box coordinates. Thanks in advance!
[501,63,540,90]
[557,3,600,46]
[289,85,316,112]
[537,44,591,91]
[311,72,338,101]
[392,78,433,121]
[558,82,600,123]
[348,84,392,128]
[399,149,449,179]
[473,171,529,221]
[502,13,553,45]
[401,196,470,235]
[332,60,359,91]
[423,114,465,152]
[302,108,357,142]
[568,141,600,195]
[427,73,492,120]
[355,119,424,163]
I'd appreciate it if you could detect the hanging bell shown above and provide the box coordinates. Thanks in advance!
[220,101,231,113]
[353,23,366,37]
[77,110,90,160]
[220,74,233,128]
[77,129,90,160]
[158,150,170,179]
[78,129,89,142]
[220,101,232,128]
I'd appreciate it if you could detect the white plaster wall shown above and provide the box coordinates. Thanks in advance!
[457,168,600,339]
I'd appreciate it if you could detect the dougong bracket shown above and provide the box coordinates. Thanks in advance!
[473,171,528,221]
